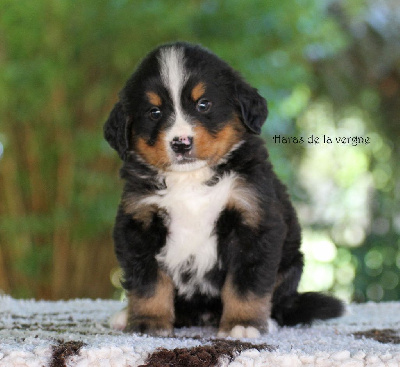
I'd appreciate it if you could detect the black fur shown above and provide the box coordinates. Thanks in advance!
[104,42,344,333]
[104,102,130,160]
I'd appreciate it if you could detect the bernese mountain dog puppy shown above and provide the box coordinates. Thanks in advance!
[104,42,344,338]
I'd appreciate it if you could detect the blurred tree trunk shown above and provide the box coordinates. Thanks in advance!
[0,2,122,300]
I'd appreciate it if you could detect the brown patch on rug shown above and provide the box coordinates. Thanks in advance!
[140,339,275,367]
[352,328,400,344]
[50,340,86,367]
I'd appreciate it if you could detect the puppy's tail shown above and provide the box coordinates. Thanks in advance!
[271,292,345,326]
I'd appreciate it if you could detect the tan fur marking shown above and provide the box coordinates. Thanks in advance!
[136,133,170,169]
[131,205,157,227]
[219,275,271,333]
[227,177,261,228]
[194,118,245,165]
[127,270,175,333]
[146,91,162,106]
[191,82,206,101]
[122,193,164,228]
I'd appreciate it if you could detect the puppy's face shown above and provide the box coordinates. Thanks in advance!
[104,43,268,171]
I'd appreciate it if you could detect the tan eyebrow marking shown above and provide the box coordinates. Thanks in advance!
[146,91,162,106]
[191,82,206,101]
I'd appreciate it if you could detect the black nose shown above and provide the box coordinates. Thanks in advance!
[170,136,193,154]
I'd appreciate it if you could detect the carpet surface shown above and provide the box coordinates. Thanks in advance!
[1,295,400,366]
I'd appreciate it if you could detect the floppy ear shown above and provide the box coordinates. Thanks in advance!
[235,81,268,135]
[103,102,130,160]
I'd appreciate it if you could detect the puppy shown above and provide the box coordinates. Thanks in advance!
[104,42,343,338]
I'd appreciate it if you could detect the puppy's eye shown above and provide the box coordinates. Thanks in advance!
[196,98,212,113]
[149,107,162,121]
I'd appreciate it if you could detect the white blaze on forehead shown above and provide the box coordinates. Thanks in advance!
[158,46,193,140]
[159,46,187,104]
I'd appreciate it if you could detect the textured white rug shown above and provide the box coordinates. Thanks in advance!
[1,295,400,366]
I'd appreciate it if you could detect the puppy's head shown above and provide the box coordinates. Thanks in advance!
[104,42,268,171]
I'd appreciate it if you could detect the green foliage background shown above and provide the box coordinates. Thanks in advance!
[0,0,399,301]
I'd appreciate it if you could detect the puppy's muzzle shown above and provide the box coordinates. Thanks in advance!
[170,136,194,161]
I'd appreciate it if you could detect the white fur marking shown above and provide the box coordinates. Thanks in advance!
[158,46,194,157]
[168,160,207,172]
[267,318,279,334]
[218,325,261,339]
[109,308,128,331]
[142,167,239,298]
[159,46,188,108]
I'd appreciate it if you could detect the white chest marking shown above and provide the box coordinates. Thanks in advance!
[143,167,237,298]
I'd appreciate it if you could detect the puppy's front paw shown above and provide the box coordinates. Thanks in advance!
[218,325,261,338]
[126,316,174,337]
[109,308,128,331]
